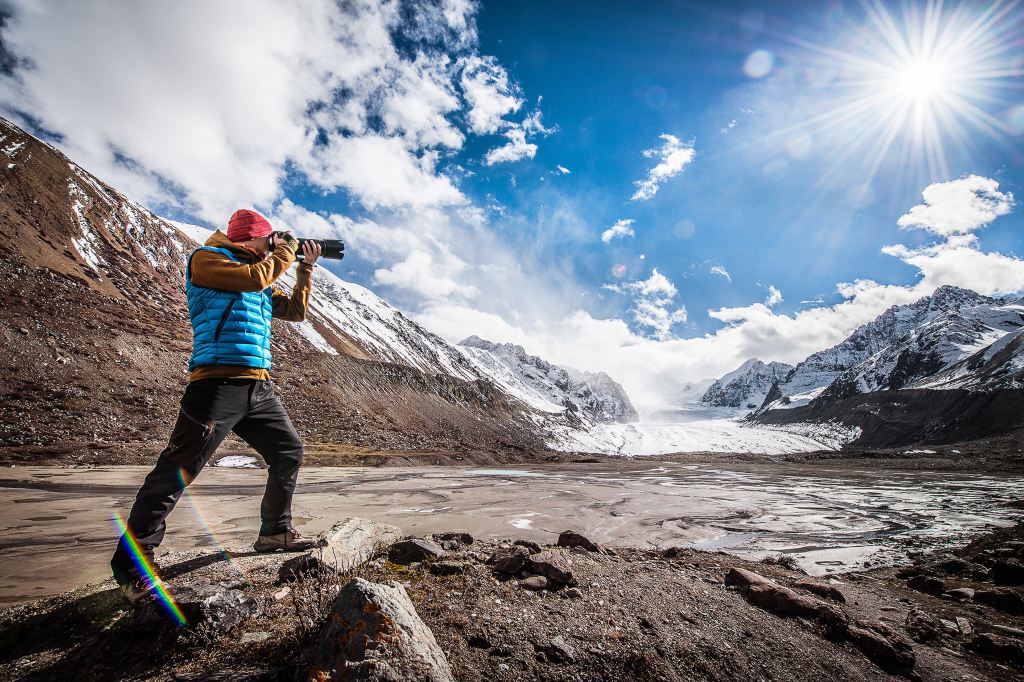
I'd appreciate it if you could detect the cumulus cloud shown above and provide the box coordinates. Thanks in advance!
[600,218,635,244]
[605,269,688,340]
[0,0,543,220]
[630,134,696,201]
[764,285,782,306]
[897,175,1015,236]
[459,54,522,135]
[710,265,731,281]
[483,127,536,165]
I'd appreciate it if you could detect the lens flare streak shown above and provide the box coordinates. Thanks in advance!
[176,468,246,580]
[112,513,187,627]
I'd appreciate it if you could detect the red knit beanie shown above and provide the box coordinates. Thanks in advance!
[226,209,273,241]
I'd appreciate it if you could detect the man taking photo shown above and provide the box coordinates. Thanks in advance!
[111,208,321,603]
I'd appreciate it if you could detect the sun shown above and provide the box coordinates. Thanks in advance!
[775,0,1022,182]
[894,58,948,103]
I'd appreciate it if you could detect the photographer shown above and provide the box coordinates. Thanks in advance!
[111,208,322,603]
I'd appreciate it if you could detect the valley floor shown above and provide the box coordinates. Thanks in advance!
[2,460,1023,604]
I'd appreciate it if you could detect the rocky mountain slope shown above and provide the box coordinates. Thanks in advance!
[700,358,794,409]
[0,116,553,464]
[725,286,1024,446]
[457,336,638,425]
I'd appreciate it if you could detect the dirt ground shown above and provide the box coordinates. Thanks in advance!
[3,520,1024,681]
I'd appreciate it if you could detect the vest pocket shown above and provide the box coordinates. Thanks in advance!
[162,407,217,467]
[213,299,237,341]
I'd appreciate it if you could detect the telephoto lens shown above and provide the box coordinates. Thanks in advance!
[296,238,345,261]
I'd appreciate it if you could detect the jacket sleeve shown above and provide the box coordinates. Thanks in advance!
[190,243,297,292]
[271,262,314,321]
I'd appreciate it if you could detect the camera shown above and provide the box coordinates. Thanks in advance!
[273,231,345,260]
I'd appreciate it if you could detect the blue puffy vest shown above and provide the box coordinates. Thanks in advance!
[186,247,273,371]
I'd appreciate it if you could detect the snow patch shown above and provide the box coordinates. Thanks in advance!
[214,455,260,468]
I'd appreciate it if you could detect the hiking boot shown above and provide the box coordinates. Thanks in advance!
[119,575,166,605]
[253,528,320,553]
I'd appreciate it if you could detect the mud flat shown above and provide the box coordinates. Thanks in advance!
[2,461,1023,604]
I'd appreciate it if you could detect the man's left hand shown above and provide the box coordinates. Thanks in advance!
[301,240,321,266]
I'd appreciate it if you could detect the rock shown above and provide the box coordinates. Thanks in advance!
[929,557,970,575]
[846,624,916,673]
[17,327,28,335]
[527,551,575,586]
[725,568,846,629]
[240,631,272,644]
[991,624,1024,639]
[975,588,1024,614]
[173,585,260,633]
[905,609,944,643]
[794,580,846,603]
[955,617,973,635]
[556,530,605,553]
[389,538,446,565]
[272,586,291,601]
[944,587,975,601]
[970,633,1024,662]
[906,574,944,596]
[513,539,542,554]
[304,578,455,681]
[279,517,403,581]
[428,561,465,576]
[563,587,583,599]
[520,576,549,591]
[433,531,474,546]
[991,558,1024,585]
[488,545,532,575]
[535,635,576,663]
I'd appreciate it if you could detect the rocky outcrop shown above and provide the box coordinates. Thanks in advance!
[279,518,403,582]
[701,359,793,409]
[304,578,455,682]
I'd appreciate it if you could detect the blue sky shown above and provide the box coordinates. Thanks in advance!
[2,0,1022,408]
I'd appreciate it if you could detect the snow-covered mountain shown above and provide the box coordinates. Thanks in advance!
[700,358,793,409]
[724,286,1024,416]
[457,336,638,424]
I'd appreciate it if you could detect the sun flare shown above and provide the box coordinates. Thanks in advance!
[894,58,948,102]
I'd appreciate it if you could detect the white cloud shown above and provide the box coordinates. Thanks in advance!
[605,269,688,340]
[600,218,636,244]
[301,133,465,210]
[483,127,537,165]
[630,134,696,202]
[458,54,523,135]
[373,250,478,299]
[555,165,571,174]
[764,285,782,306]
[710,265,731,281]
[896,175,1015,236]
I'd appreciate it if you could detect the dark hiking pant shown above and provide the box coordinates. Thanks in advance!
[111,378,303,584]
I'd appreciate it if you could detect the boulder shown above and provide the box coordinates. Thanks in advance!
[389,538,446,565]
[970,632,1024,662]
[487,545,532,575]
[846,624,915,673]
[556,531,605,553]
[535,635,576,663]
[944,587,975,601]
[433,531,474,546]
[279,518,402,582]
[304,578,455,682]
[175,585,260,633]
[520,576,549,591]
[793,580,846,603]
[975,588,1024,614]
[513,539,543,554]
[906,574,944,596]
[905,609,944,643]
[428,561,465,576]
[527,551,575,586]
[725,568,846,629]
[991,558,1024,585]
